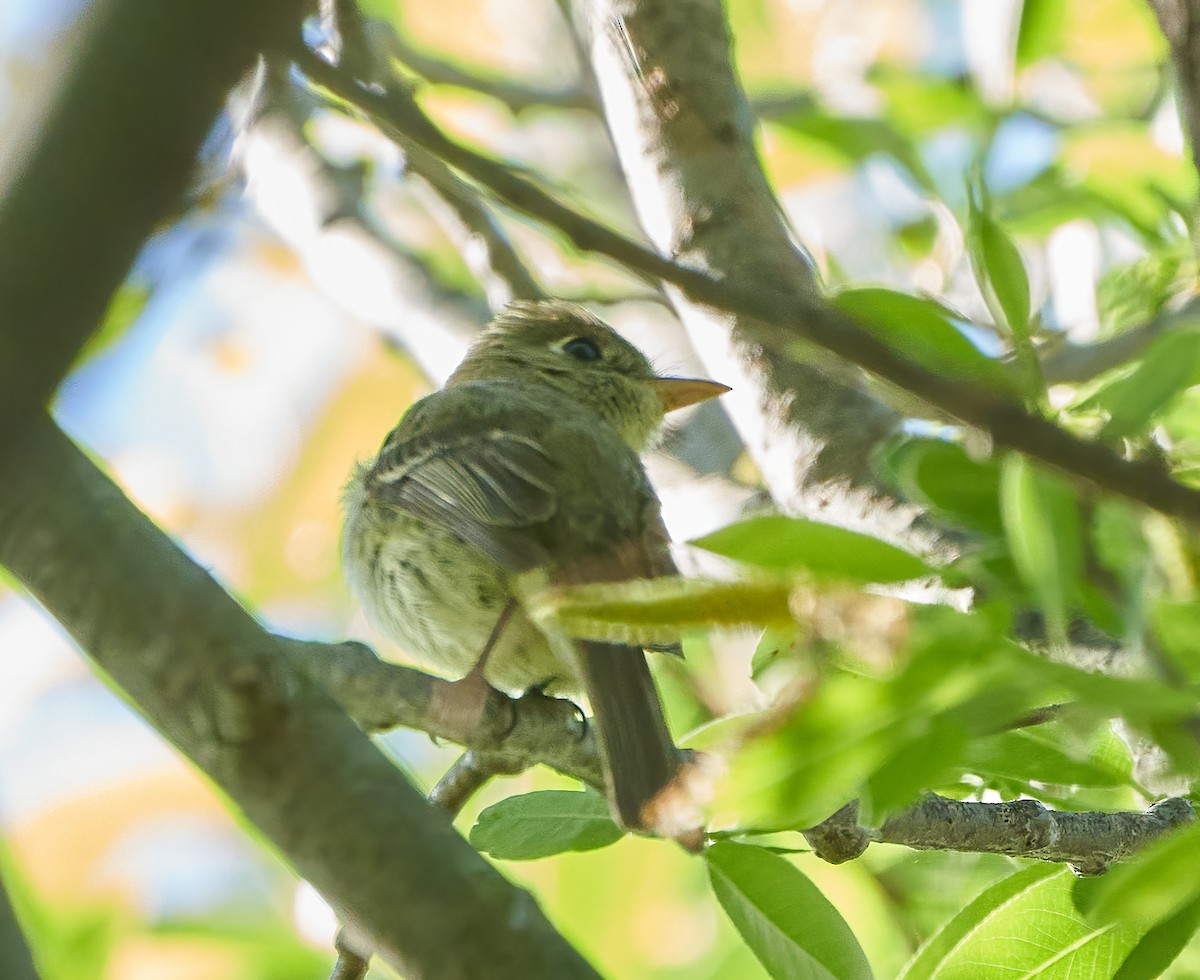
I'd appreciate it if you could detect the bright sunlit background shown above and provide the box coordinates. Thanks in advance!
[0,0,1185,976]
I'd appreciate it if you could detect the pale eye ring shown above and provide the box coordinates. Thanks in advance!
[561,336,602,362]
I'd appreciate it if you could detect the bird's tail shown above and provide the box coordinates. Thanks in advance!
[574,640,680,831]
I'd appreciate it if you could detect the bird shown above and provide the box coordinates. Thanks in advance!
[342,300,729,830]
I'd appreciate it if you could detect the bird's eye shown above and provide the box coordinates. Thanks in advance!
[561,336,602,362]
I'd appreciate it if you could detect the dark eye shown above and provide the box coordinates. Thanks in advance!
[562,336,602,362]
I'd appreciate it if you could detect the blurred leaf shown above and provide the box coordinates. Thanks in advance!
[470,791,624,860]
[692,515,931,583]
[72,282,150,369]
[1091,499,1149,592]
[835,288,1019,396]
[1016,0,1069,65]
[962,722,1133,789]
[1076,328,1200,439]
[1096,248,1190,336]
[967,182,1040,402]
[1153,599,1200,682]
[751,626,800,679]
[527,576,794,646]
[1062,124,1196,238]
[1000,455,1083,642]
[1112,894,1200,980]
[773,106,934,192]
[967,188,1031,336]
[901,865,1142,979]
[872,68,991,135]
[879,437,1003,535]
[1086,823,1200,928]
[720,608,1050,829]
[706,842,873,980]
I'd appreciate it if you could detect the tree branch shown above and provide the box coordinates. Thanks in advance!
[0,0,309,463]
[804,795,1196,876]
[1148,0,1200,183]
[283,638,603,789]
[0,418,597,980]
[572,0,903,505]
[293,47,1200,525]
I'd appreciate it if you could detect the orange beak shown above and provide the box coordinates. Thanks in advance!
[650,377,731,413]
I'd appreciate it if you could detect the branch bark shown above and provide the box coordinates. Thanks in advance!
[0,418,596,980]
[804,795,1196,877]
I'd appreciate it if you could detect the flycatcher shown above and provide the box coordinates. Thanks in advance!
[342,300,728,829]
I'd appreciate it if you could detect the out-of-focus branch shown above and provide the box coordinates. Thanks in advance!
[293,48,1200,525]
[0,0,309,464]
[1148,0,1200,183]
[1042,300,1200,384]
[573,0,903,509]
[404,144,547,307]
[804,796,1195,876]
[318,0,545,309]
[0,418,597,980]
[0,864,37,980]
[389,33,596,113]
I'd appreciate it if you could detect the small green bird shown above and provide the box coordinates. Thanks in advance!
[342,301,728,829]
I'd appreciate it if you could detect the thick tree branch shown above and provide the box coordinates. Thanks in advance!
[0,418,596,980]
[0,0,309,463]
[294,48,1200,525]
[804,796,1195,876]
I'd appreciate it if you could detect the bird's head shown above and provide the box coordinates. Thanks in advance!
[447,301,729,450]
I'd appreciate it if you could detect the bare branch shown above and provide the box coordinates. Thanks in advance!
[293,48,1200,525]
[1042,300,1200,384]
[805,795,1196,876]
[284,638,603,790]
[0,418,597,979]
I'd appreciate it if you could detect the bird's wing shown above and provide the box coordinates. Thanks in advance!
[368,428,559,571]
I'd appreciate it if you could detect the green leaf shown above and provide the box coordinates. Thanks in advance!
[470,791,624,860]
[1078,328,1200,439]
[772,106,934,192]
[967,193,1031,336]
[1153,599,1200,682]
[706,842,873,980]
[692,515,931,583]
[999,455,1083,642]
[962,722,1132,789]
[835,288,1018,396]
[880,437,1003,535]
[1087,822,1200,928]
[525,576,794,646]
[1113,894,1200,980]
[900,865,1142,980]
